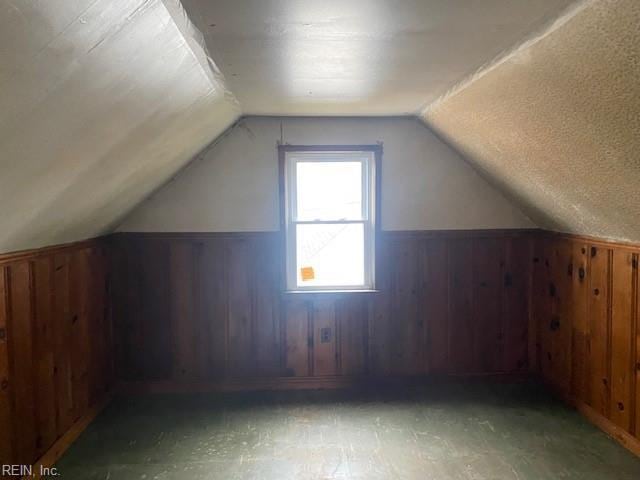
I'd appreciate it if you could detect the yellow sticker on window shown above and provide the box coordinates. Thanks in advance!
[300,266,315,281]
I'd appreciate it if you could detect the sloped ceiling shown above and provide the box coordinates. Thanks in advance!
[0,0,240,253]
[180,0,574,115]
[3,0,637,251]
[422,0,640,243]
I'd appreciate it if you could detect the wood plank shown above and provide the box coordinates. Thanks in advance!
[472,237,504,373]
[424,239,449,374]
[137,241,172,380]
[88,246,113,403]
[312,299,338,376]
[283,299,310,376]
[0,267,14,464]
[69,249,91,422]
[531,237,552,377]
[569,241,589,403]
[587,245,612,417]
[226,239,254,377]
[170,242,199,381]
[448,239,474,373]
[53,253,73,438]
[367,235,391,376]
[609,249,634,432]
[199,239,228,379]
[31,257,57,456]
[251,236,281,376]
[548,241,572,394]
[387,237,423,375]
[503,237,530,372]
[635,253,640,437]
[7,261,37,464]
[337,296,368,376]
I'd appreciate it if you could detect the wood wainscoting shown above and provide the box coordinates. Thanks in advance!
[0,240,114,468]
[110,230,534,387]
[532,233,640,454]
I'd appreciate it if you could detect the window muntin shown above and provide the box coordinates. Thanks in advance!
[284,150,376,291]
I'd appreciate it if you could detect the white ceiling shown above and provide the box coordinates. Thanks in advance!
[181,0,575,115]
[5,0,634,252]
[0,0,239,252]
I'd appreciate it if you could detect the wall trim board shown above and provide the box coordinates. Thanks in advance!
[28,394,113,479]
[576,400,640,458]
[112,228,540,241]
[0,237,106,266]
[119,373,534,395]
[543,231,640,251]
[544,380,640,458]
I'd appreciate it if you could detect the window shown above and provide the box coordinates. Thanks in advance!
[280,146,380,291]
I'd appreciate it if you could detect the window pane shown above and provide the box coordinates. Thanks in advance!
[296,223,365,287]
[296,161,362,221]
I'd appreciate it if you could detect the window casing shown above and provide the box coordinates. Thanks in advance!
[280,147,379,292]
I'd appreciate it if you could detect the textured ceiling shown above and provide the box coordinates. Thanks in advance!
[3,0,637,252]
[0,0,240,252]
[180,0,574,115]
[422,0,640,243]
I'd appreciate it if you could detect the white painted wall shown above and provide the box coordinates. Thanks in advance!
[118,117,535,232]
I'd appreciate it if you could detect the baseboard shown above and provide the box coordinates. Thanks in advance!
[120,376,370,394]
[542,380,640,458]
[27,395,113,479]
[574,401,640,457]
[119,372,533,395]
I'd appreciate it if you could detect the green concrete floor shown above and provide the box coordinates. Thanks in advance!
[55,381,640,479]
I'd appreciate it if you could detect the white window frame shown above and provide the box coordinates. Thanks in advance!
[282,149,377,292]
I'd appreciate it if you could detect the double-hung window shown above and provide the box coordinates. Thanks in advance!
[280,146,380,292]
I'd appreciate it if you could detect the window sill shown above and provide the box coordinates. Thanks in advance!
[282,289,380,301]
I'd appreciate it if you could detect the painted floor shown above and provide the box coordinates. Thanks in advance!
[55,381,640,479]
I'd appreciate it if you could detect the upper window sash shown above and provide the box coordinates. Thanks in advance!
[287,151,372,224]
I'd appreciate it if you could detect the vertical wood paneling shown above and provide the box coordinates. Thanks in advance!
[337,297,367,376]
[0,267,13,463]
[199,239,228,378]
[388,237,423,375]
[610,250,634,431]
[7,262,36,464]
[473,238,504,372]
[368,235,391,376]
[170,243,199,380]
[53,253,73,437]
[251,236,281,376]
[570,242,589,402]
[587,245,611,417]
[549,241,572,393]
[424,240,449,374]
[534,235,640,445]
[0,240,112,467]
[87,248,109,404]
[284,299,310,376]
[113,232,535,384]
[503,237,530,372]
[227,239,254,377]
[448,239,474,373]
[69,249,91,422]
[138,241,172,380]
[531,238,551,377]
[635,253,640,437]
[312,299,338,376]
[31,257,57,456]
